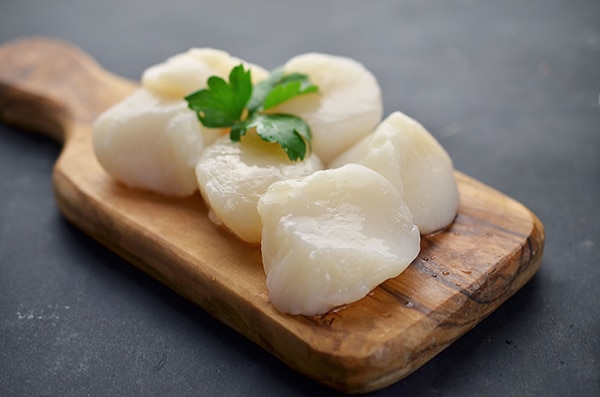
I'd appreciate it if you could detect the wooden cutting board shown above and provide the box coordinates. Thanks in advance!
[0,37,545,394]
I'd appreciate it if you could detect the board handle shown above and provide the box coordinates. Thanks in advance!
[0,37,137,142]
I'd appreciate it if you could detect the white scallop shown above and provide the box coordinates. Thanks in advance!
[268,53,383,165]
[257,164,420,315]
[93,88,221,197]
[331,111,460,234]
[142,48,269,99]
[195,132,323,244]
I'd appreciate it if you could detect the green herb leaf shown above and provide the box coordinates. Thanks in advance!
[247,67,285,112]
[185,64,252,128]
[263,79,318,110]
[248,67,318,112]
[184,64,318,161]
[242,113,312,161]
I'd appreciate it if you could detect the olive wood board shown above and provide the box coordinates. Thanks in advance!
[0,37,545,394]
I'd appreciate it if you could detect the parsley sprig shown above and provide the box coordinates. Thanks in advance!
[185,64,318,161]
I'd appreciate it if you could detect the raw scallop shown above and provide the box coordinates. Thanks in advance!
[267,53,383,165]
[142,48,268,99]
[257,164,420,315]
[93,88,221,197]
[331,111,459,234]
[195,132,323,244]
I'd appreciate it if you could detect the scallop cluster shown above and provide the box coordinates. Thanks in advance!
[93,48,459,315]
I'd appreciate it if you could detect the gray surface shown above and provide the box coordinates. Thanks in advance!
[1,0,599,396]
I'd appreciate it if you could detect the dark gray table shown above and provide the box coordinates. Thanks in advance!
[1,1,598,396]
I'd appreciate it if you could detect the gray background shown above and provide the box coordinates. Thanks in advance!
[1,0,599,396]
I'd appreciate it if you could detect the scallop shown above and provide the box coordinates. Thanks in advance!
[257,164,420,315]
[142,48,269,99]
[331,111,460,234]
[93,88,221,196]
[195,132,323,244]
[267,53,383,165]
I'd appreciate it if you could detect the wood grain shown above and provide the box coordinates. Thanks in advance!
[0,37,545,393]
